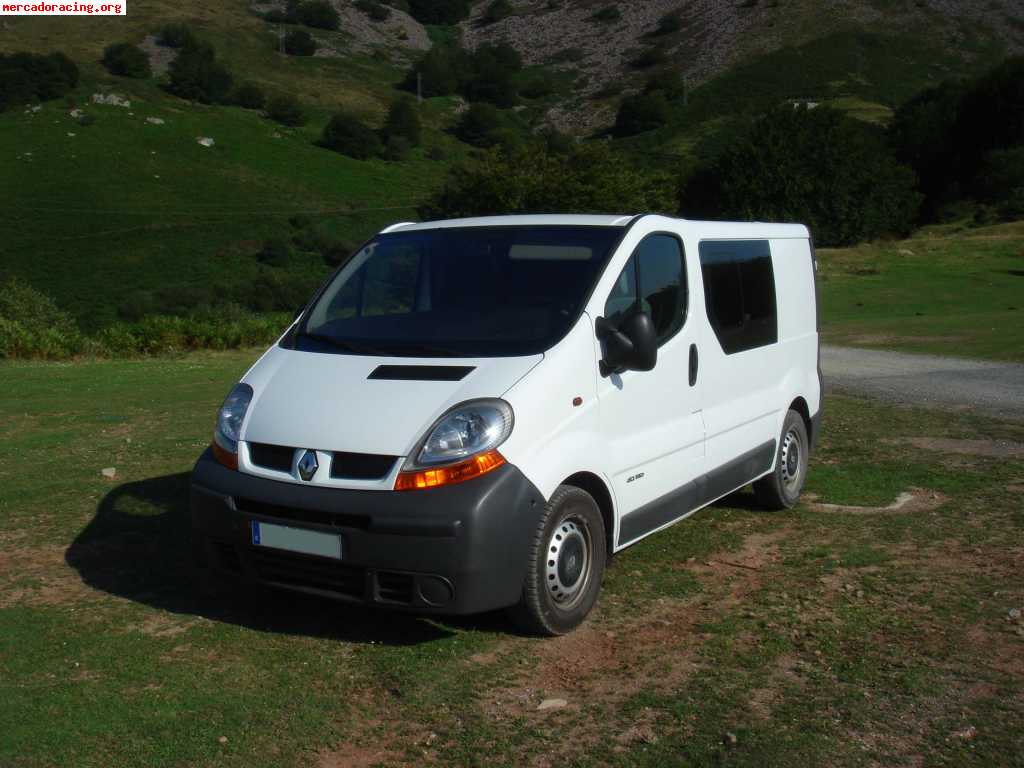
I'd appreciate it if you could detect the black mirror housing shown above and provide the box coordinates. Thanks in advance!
[596,311,658,376]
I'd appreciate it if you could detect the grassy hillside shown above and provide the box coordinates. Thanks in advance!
[0,3,469,329]
[817,221,1024,362]
[1,0,1021,331]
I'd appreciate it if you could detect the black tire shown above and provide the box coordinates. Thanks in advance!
[507,484,606,636]
[754,409,809,510]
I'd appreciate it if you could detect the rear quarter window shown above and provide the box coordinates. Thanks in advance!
[699,240,778,355]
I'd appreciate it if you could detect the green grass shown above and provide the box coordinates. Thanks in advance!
[817,220,1024,361]
[1,352,1022,766]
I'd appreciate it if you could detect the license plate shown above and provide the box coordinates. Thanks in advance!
[251,521,342,560]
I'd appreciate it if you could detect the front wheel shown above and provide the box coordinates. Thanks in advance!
[508,485,606,636]
[754,409,809,510]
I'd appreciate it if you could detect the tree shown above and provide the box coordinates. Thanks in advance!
[319,111,382,159]
[157,23,197,48]
[266,94,307,126]
[483,0,514,24]
[382,97,421,146]
[454,102,524,149]
[464,42,522,107]
[284,29,317,56]
[101,42,151,78]
[402,45,469,98]
[612,92,670,137]
[0,52,78,112]
[165,43,233,103]
[684,106,921,247]
[421,141,677,219]
[287,0,340,30]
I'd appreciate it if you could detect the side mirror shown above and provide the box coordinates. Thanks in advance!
[596,311,658,377]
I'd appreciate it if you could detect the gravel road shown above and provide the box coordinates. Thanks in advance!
[821,345,1024,421]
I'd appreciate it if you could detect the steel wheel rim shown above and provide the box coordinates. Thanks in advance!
[780,428,802,490]
[544,516,592,608]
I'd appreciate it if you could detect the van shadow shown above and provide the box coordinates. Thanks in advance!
[66,473,510,645]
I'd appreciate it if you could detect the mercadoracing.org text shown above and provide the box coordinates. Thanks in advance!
[1,2,125,13]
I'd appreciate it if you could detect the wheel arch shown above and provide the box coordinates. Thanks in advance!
[788,396,813,447]
[561,471,615,555]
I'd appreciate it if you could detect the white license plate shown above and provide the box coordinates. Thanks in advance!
[251,521,342,560]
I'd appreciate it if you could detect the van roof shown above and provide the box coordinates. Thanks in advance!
[381,214,810,238]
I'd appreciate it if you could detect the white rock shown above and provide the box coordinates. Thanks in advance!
[537,698,567,711]
[1009,608,1022,620]
[146,116,165,125]
[197,136,215,147]
[101,467,116,479]
[67,132,76,137]
[70,108,83,118]
[91,93,131,108]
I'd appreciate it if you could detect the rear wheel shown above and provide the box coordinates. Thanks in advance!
[508,484,606,636]
[754,409,809,510]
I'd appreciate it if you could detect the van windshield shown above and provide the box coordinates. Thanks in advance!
[292,226,624,358]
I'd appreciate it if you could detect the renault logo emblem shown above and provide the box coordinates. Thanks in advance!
[297,450,318,481]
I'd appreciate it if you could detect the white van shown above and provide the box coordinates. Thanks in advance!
[192,214,822,635]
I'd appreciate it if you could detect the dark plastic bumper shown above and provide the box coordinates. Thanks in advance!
[191,448,546,615]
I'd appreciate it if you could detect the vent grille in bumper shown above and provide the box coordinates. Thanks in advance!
[250,548,366,599]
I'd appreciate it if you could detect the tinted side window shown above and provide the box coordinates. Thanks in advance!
[699,240,778,355]
[603,234,687,344]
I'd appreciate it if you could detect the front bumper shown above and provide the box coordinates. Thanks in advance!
[190,449,545,615]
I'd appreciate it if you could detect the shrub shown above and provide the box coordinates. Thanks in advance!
[630,45,667,69]
[101,42,152,78]
[590,5,621,22]
[0,51,79,113]
[406,0,471,24]
[612,92,671,137]
[157,22,197,49]
[454,102,523,148]
[422,141,676,219]
[482,0,514,24]
[977,146,1024,204]
[284,29,317,56]
[165,43,233,103]
[287,0,341,30]
[651,10,683,36]
[355,0,390,20]
[383,134,413,161]
[382,96,421,146]
[0,278,84,359]
[319,111,382,159]
[231,82,265,109]
[683,106,921,247]
[256,236,295,267]
[266,94,307,126]
[643,69,686,99]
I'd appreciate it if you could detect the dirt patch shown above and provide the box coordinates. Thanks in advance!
[805,488,948,515]
[315,743,402,768]
[139,34,178,75]
[0,543,101,608]
[469,528,789,763]
[891,437,1024,459]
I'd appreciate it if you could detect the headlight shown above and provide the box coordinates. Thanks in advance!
[409,400,514,468]
[396,399,514,491]
[212,383,253,469]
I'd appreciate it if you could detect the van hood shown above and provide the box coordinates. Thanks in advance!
[240,346,543,457]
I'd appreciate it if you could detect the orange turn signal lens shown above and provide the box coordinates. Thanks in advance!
[212,440,238,470]
[394,450,505,491]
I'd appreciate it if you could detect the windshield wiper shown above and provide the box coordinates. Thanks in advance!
[300,331,376,354]
[376,342,464,358]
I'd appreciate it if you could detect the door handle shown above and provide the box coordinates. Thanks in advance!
[688,344,698,387]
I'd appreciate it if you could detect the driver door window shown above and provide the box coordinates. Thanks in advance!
[603,234,687,344]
